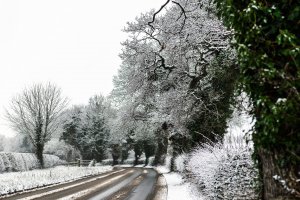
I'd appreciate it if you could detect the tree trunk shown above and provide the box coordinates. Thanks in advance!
[153,123,169,166]
[258,148,300,200]
[121,146,129,164]
[145,156,149,166]
[134,154,139,166]
[36,144,44,168]
[170,148,178,172]
[112,155,119,166]
[111,144,120,166]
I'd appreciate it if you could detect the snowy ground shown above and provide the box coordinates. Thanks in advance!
[0,165,112,196]
[156,166,206,200]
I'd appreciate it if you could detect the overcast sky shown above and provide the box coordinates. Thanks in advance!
[0,0,165,137]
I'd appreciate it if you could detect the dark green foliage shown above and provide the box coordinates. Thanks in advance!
[80,116,109,162]
[61,115,82,152]
[61,97,110,162]
[169,131,190,153]
[213,0,300,198]
[186,52,239,149]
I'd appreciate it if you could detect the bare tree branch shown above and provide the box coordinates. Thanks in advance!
[148,0,171,30]
[172,1,187,32]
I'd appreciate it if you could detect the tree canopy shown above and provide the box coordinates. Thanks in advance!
[6,83,68,168]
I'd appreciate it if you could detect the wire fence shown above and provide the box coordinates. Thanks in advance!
[64,159,96,167]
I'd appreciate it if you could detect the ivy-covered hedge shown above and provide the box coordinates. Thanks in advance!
[212,0,299,198]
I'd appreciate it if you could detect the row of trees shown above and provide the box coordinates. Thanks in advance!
[111,0,299,198]
[111,0,238,167]
[5,0,239,172]
[4,84,157,166]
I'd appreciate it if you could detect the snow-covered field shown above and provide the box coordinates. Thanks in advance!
[0,165,112,195]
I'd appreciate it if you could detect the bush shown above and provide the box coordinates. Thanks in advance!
[173,154,187,173]
[186,134,259,199]
[44,139,81,162]
[0,152,65,173]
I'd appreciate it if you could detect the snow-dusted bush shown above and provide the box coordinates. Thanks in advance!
[187,134,259,200]
[44,139,81,161]
[185,103,259,199]
[187,142,224,190]
[213,149,258,199]
[0,152,65,173]
[44,154,66,168]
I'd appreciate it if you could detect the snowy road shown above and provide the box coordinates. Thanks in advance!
[0,168,165,200]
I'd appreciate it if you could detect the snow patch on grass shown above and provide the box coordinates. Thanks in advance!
[0,165,112,195]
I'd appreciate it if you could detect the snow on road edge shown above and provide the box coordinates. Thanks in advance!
[156,166,206,200]
[153,174,168,200]
[0,165,113,196]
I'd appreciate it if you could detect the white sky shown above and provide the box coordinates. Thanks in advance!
[0,0,165,137]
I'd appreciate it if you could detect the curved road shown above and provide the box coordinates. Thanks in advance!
[0,167,166,200]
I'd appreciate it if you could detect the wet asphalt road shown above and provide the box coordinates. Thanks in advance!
[0,167,161,200]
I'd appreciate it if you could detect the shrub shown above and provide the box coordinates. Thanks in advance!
[173,154,187,173]
[186,134,259,199]
[0,152,65,173]
[44,139,81,162]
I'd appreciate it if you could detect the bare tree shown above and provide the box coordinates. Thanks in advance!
[6,83,68,168]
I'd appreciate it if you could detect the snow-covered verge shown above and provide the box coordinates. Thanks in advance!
[157,164,204,200]
[0,165,112,195]
[0,152,65,173]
